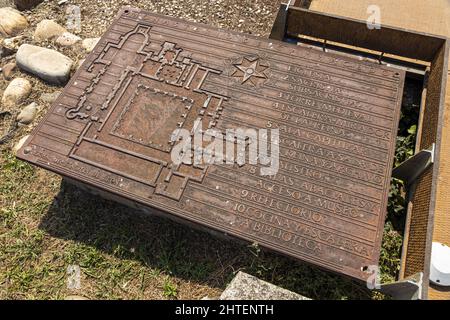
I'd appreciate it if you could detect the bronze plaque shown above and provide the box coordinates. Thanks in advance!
[17,7,405,281]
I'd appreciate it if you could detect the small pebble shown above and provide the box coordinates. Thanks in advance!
[1,77,32,109]
[2,62,16,80]
[40,91,61,103]
[17,102,38,125]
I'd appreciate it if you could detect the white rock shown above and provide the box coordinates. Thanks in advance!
[2,36,24,50]
[17,102,38,125]
[82,38,100,53]
[16,44,73,85]
[40,91,60,103]
[1,77,32,108]
[0,7,28,37]
[220,272,310,300]
[56,32,81,46]
[13,135,30,155]
[2,62,16,80]
[34,19,66,41]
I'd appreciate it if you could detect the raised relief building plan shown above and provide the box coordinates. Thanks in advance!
[17,8,405,281]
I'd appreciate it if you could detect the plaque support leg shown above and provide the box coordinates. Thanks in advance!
[269,2,289,41]
[392,144,435,186]
[379,272,423,300]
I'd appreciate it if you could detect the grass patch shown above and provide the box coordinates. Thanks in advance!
[163,278,178,299]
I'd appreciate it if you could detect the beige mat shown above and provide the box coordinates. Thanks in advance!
[309,0,450,38]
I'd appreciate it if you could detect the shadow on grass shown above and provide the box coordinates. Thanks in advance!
[38,179,373,300]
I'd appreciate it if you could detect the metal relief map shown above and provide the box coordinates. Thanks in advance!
[17,8,405,281]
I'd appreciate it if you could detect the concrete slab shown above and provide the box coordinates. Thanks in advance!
[220,272,310,300]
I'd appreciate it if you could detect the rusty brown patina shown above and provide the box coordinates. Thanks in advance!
[17,7,405,281]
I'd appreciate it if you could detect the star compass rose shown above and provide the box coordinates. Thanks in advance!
[231,56,269,86]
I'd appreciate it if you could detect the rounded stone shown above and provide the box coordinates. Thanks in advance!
[2,62,16,80]
[34,19,67,41]
[17,102,38,125]
[2,36,24,51]
[39,91,61,103]
[1,77,32,108]
[56,32,82,46]
[0,7,29,37]
[16,44,74,85]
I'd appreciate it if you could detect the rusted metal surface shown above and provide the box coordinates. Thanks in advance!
[17,7,405,281]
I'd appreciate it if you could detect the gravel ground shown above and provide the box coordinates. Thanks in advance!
[26,0,281,38]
